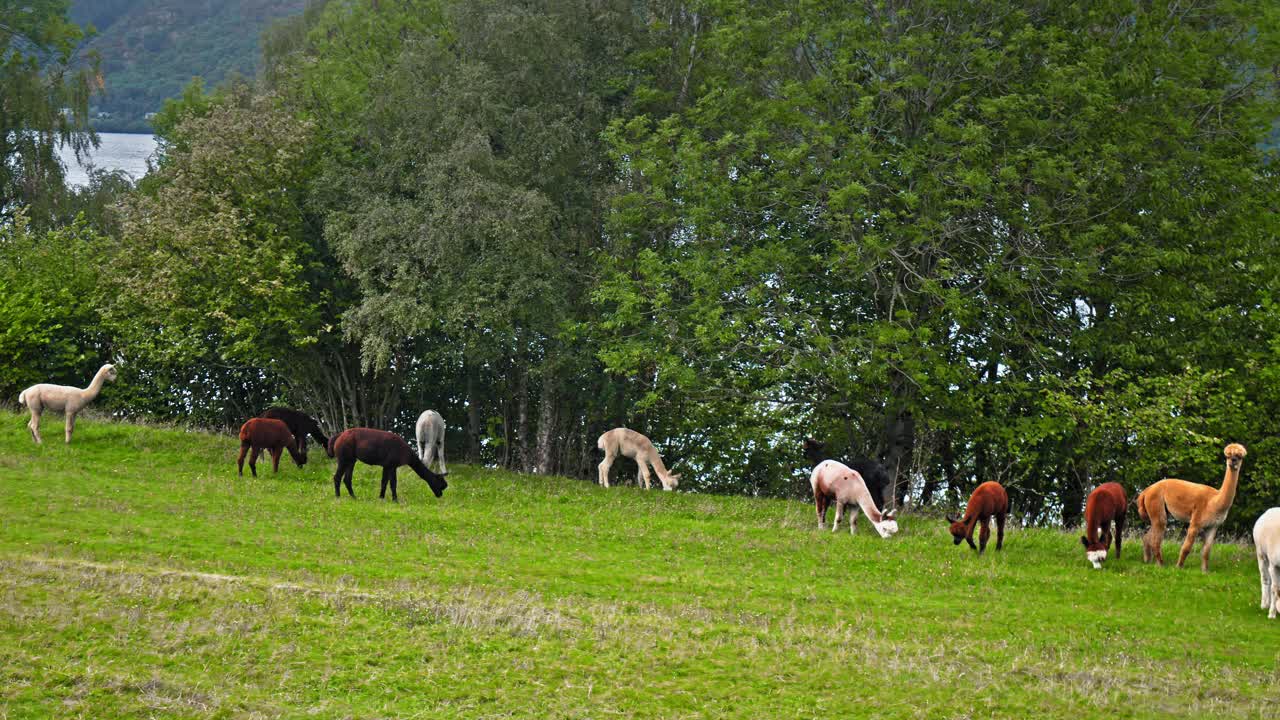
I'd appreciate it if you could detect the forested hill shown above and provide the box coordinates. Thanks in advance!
[70,0,305,132]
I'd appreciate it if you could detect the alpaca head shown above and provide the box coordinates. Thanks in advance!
[1080,536,1108,569]
[288,436,307,468]
[660,472,681,491]
[945,515,967,545]
[102,364,118,382]
[1224,443,1247,471]
[874,509,899,538]
[802,438,826,465]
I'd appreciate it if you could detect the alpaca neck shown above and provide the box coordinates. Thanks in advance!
[82,367,110,402]
[648,451,672,481]
[1212,463,1241,512]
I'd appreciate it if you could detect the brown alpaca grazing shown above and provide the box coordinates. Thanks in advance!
[947,481,1009,553]
[237,418,305,477]
[329,428,447,502]
[260,407,331,461]
[1080,482,1127,569]
[1137,443,1245,572]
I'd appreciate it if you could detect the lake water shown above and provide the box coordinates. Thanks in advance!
[59,132,157,187]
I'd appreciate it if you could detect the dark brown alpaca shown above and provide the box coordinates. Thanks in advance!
[1081,482,1127,569]
[261,407,331,461]
[947,481,1009,553]
[237,418,305,477]
[329,428,448,502]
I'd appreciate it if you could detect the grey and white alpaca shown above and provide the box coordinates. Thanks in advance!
[414,409,448,474]
[18,363,117,444]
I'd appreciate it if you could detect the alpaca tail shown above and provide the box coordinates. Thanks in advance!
[597,433,607,451]
[1136,490,1149,522]
[18,390,26,406]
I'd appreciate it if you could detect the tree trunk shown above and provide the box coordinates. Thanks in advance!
[465,361,481,463]
[535,379,557,475]
[516,368,530,473]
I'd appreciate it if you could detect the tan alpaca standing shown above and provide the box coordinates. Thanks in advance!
[1137,443,1246,572]
[17,364,117,444]
[597,428,681,491]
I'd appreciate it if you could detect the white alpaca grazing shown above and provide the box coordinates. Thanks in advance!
[414,409,448,474]
[597,428,681,491]
[1253,508,1280,619]
[18,363,117,444]
[809,460,899,538]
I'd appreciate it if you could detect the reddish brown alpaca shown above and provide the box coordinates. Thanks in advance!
[1080,482,1127,569]
[330,428,447,502]
[947,481,1009,553]
[237,418,305,477]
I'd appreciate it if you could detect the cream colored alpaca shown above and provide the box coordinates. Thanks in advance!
[1253,508,1280,619]
[597,428,681,491]
[17,364,117,444]
[1137,443,1246,572]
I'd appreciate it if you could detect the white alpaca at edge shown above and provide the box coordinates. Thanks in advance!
[18,363,117,444]
[1253,508,1280,619]
[596,427,681,491]
[414,409,448,474]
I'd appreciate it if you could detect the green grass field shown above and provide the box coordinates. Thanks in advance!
[0,411,1276,719]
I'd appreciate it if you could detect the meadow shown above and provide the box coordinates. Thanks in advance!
[0,410,1276,719]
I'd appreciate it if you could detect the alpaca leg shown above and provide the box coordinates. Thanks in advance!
[815,493,829,528]
[1145,510,1167,566]
[996,513,1006,550]
[333,462,345,497]
[389,467,399,502]
[64,412,76,444]
[271,447,282,473]
[237,443,250,476]
[26,403,42,444]
[437,439,447,474]
[638,463,653,490]
[597,453,614,487]
[379,466,391,499]
[979,519,991,554]
[1114,517,1124,559]
[1199,526,1218,573]
[1176,523,1202,569]
[1260,551,1272,610]
[1269,564,1280,619]
[343,464,356,498]
[248,448,261,478]
[847,504,860,535]
[832,502,844,533]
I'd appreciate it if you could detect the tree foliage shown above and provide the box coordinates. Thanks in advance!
[1,0,99,224]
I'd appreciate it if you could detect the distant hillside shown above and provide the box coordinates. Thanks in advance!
[70,0,306,132]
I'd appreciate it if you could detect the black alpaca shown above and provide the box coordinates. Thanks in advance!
[329,428,447,501]
[261,407,331,461]
[803,438,891,511]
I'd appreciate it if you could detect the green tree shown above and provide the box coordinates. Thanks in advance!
[1,0,98,224]
[597,0,1280,519]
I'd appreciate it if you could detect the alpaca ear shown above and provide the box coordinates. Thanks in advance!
[1080,536,1089,548]
[883,509,896,520]
[945,514,957,524]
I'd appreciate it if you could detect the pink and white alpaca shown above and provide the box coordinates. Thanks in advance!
[18,363,117,444]
[414,409,448,474]
[596,428,681,491]
[810,460,899,538]
[1253,508,1280,619]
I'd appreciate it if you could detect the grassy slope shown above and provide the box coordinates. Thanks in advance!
[0,411,1275,719]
